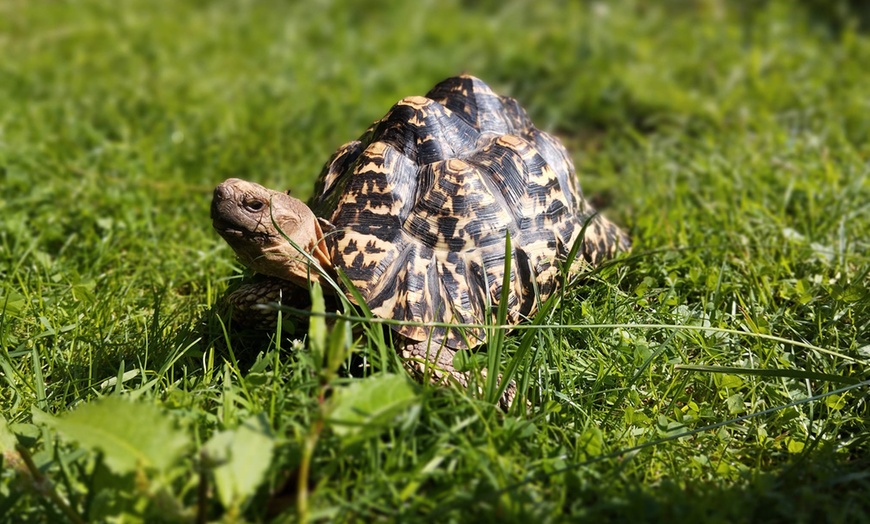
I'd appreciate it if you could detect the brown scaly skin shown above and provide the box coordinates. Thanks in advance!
[211,75,630,407]
[211,180,332,288]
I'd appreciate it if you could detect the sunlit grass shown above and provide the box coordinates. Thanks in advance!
[1,0,869,521]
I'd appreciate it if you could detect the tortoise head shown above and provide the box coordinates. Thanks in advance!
[211,178,332,287]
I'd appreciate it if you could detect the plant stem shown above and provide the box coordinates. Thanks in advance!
[297,418,322,524]
[16,444,86,524]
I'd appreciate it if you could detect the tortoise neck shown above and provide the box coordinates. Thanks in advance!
[282,213,334,287]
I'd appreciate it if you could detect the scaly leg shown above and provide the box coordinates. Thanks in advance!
[400,340,517,410]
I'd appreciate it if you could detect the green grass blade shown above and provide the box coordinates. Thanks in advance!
[675,364,862,385]
[486,231,512,403]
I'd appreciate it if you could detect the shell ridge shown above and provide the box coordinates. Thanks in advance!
[463,138,528,231]
[374,95,481,164]
[303,75,629,349]
[358,235,413,313]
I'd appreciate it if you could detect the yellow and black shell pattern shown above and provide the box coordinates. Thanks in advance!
[309,75,629,349]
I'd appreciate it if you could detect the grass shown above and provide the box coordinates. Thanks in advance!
[1,0,869,521]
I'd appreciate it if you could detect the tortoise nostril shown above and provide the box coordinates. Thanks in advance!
[213,183,232,202]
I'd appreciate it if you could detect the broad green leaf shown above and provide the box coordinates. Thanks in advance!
[725,393,745,414]
[718,374,744,389]
[0,415,17,453]
[787,438,806,454]
[825,394,846,410]
[328,374,418,440]
[86,460,138,522]
[0,291,26,318]
[204,415,275,510]
[31,406,54,426]
[39,397,188,474]
[578,426,604,458]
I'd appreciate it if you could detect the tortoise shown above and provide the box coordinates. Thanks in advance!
[211,74,629,394]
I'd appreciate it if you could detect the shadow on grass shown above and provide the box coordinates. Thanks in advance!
[796,0,870,35]
[419,437,870,523]
[573,446,869,522]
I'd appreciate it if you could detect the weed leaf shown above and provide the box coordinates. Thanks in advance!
[204,415,274,510]
[37,397,187,475]
[0,415,17,453]
[328,374,418,442]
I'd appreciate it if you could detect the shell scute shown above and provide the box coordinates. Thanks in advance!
[306,75,629,348]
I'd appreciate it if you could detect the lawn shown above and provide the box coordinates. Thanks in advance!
[1,0,869,521]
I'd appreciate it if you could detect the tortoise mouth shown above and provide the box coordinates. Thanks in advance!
[210,198,246,237]
[213,222,245,238]
[211,210,275,246]
[212,213,275,244]
[211,182,253,238]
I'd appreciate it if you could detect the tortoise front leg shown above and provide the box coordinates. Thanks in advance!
[225,277,311,329]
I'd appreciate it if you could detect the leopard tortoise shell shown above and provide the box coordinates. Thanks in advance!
[211,74,629,386]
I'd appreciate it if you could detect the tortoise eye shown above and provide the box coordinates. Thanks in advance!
[242,198,265,212]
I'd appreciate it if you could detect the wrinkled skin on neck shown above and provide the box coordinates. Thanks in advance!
[211,178,332,288]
